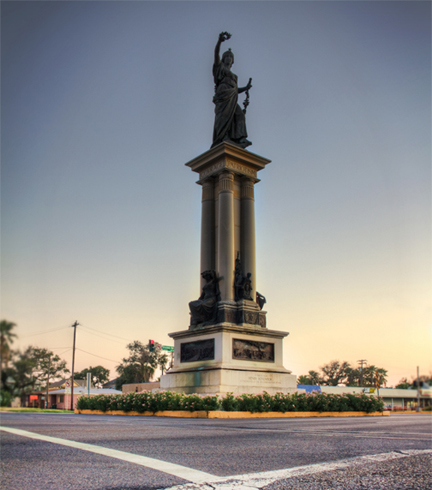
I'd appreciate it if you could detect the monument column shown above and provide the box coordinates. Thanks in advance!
[241,177,256,298]
[160,31,299,395]
[200,178,215,289]
[217,170,235,302]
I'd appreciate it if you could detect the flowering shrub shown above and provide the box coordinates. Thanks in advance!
[76,391,384,413]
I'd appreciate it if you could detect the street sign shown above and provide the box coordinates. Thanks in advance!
[65,380,71,394]
[162,345,174,352]
[363,388,376,394]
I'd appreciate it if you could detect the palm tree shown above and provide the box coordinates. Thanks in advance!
[158,353,169,376]
[0,320,17,368]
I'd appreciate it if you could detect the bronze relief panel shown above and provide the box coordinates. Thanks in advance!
[232,338,274,362]
[181,339,215,363]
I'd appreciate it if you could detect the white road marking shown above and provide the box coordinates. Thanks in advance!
[0,426,218,484]
[2,426,431,490]
[223,426,429,440]
[161,449,432,490]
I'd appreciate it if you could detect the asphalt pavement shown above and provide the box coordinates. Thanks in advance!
[1,413,431,489]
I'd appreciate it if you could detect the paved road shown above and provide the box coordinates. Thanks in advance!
[1,413,431,489]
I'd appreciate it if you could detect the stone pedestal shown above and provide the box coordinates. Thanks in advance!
[160,143,297,394]
[160,324,296,394]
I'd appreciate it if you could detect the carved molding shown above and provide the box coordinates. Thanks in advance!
[216,304,267,328]
[199,158,258,181]
[226,159,257,178]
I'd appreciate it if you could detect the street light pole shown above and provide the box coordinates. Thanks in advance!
[416,366,421,412]
[70,321,79,411]
[357,359,367,387]
[45,354,51,409]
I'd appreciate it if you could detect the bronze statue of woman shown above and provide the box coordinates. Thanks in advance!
[212,32,252,149]
[189,270,221,326]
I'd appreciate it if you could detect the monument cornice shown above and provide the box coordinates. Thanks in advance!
[185,142,271,183]
[164,365,293,376]
[168,324,289,340]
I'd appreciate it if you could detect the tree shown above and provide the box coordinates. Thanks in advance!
[345,368,361,387]
[116,340,167,390]
[1,347,39,399]
[360,365,388,387]
[0,347,69,400]
[1,348,36,397]
[157,352,169,376]
[418,373,432,386]
[395,372,431,389]
[319,360,352,386]
[0,320,17,368]
[32,348,69,386]
[74,365,110,388]
[395,377,411,389]
[297,370,322,385]
[115,364,137,390]
[116,340,158,385]
[307,370,321,385]
[297,360,388,387]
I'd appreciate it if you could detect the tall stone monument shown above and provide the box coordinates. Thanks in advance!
[160,33,297,395]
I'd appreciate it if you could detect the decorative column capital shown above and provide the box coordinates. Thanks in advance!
[201,178,214,201]
[219,171,234,193]
[241,177,255,199]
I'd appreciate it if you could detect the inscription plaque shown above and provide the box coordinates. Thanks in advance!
[239,372,282,386]
[232,339,274,362]
[181,339,215,363]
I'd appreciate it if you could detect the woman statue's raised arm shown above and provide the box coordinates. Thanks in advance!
[214,31,231,66]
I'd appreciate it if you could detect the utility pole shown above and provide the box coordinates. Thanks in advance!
[357,359,367,387]
[416,366,421,412]
[45,354,51,409]
[70,321,79,411]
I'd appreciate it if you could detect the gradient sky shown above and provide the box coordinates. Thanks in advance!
[2,1,430,387]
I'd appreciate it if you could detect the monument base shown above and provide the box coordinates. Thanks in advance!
[160,323,297,395]
[160,366,297,395]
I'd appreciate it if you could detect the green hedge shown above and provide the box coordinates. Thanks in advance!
[76,391,384,413]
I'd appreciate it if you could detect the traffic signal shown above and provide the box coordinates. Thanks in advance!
[149,339,155,352]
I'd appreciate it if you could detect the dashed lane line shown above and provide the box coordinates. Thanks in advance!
[0,426,219,484]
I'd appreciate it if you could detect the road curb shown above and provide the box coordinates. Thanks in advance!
[74,409,390,418]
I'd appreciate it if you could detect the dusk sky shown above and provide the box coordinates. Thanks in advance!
[2,1,430,387]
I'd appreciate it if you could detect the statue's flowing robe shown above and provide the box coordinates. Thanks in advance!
[189,280,219,324]
[212,62,248,147]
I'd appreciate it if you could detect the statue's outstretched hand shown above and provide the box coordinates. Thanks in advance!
[246,78,253,90]
[219,31,231,43]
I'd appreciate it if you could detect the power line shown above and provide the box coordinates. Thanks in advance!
[56,349,71,357]
[75,348,120,364]
[79,325,133,344]
[22,326,69,338]
[79,324,134,343]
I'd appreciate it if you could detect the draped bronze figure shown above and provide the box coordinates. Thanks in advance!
[212,32,252,149]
